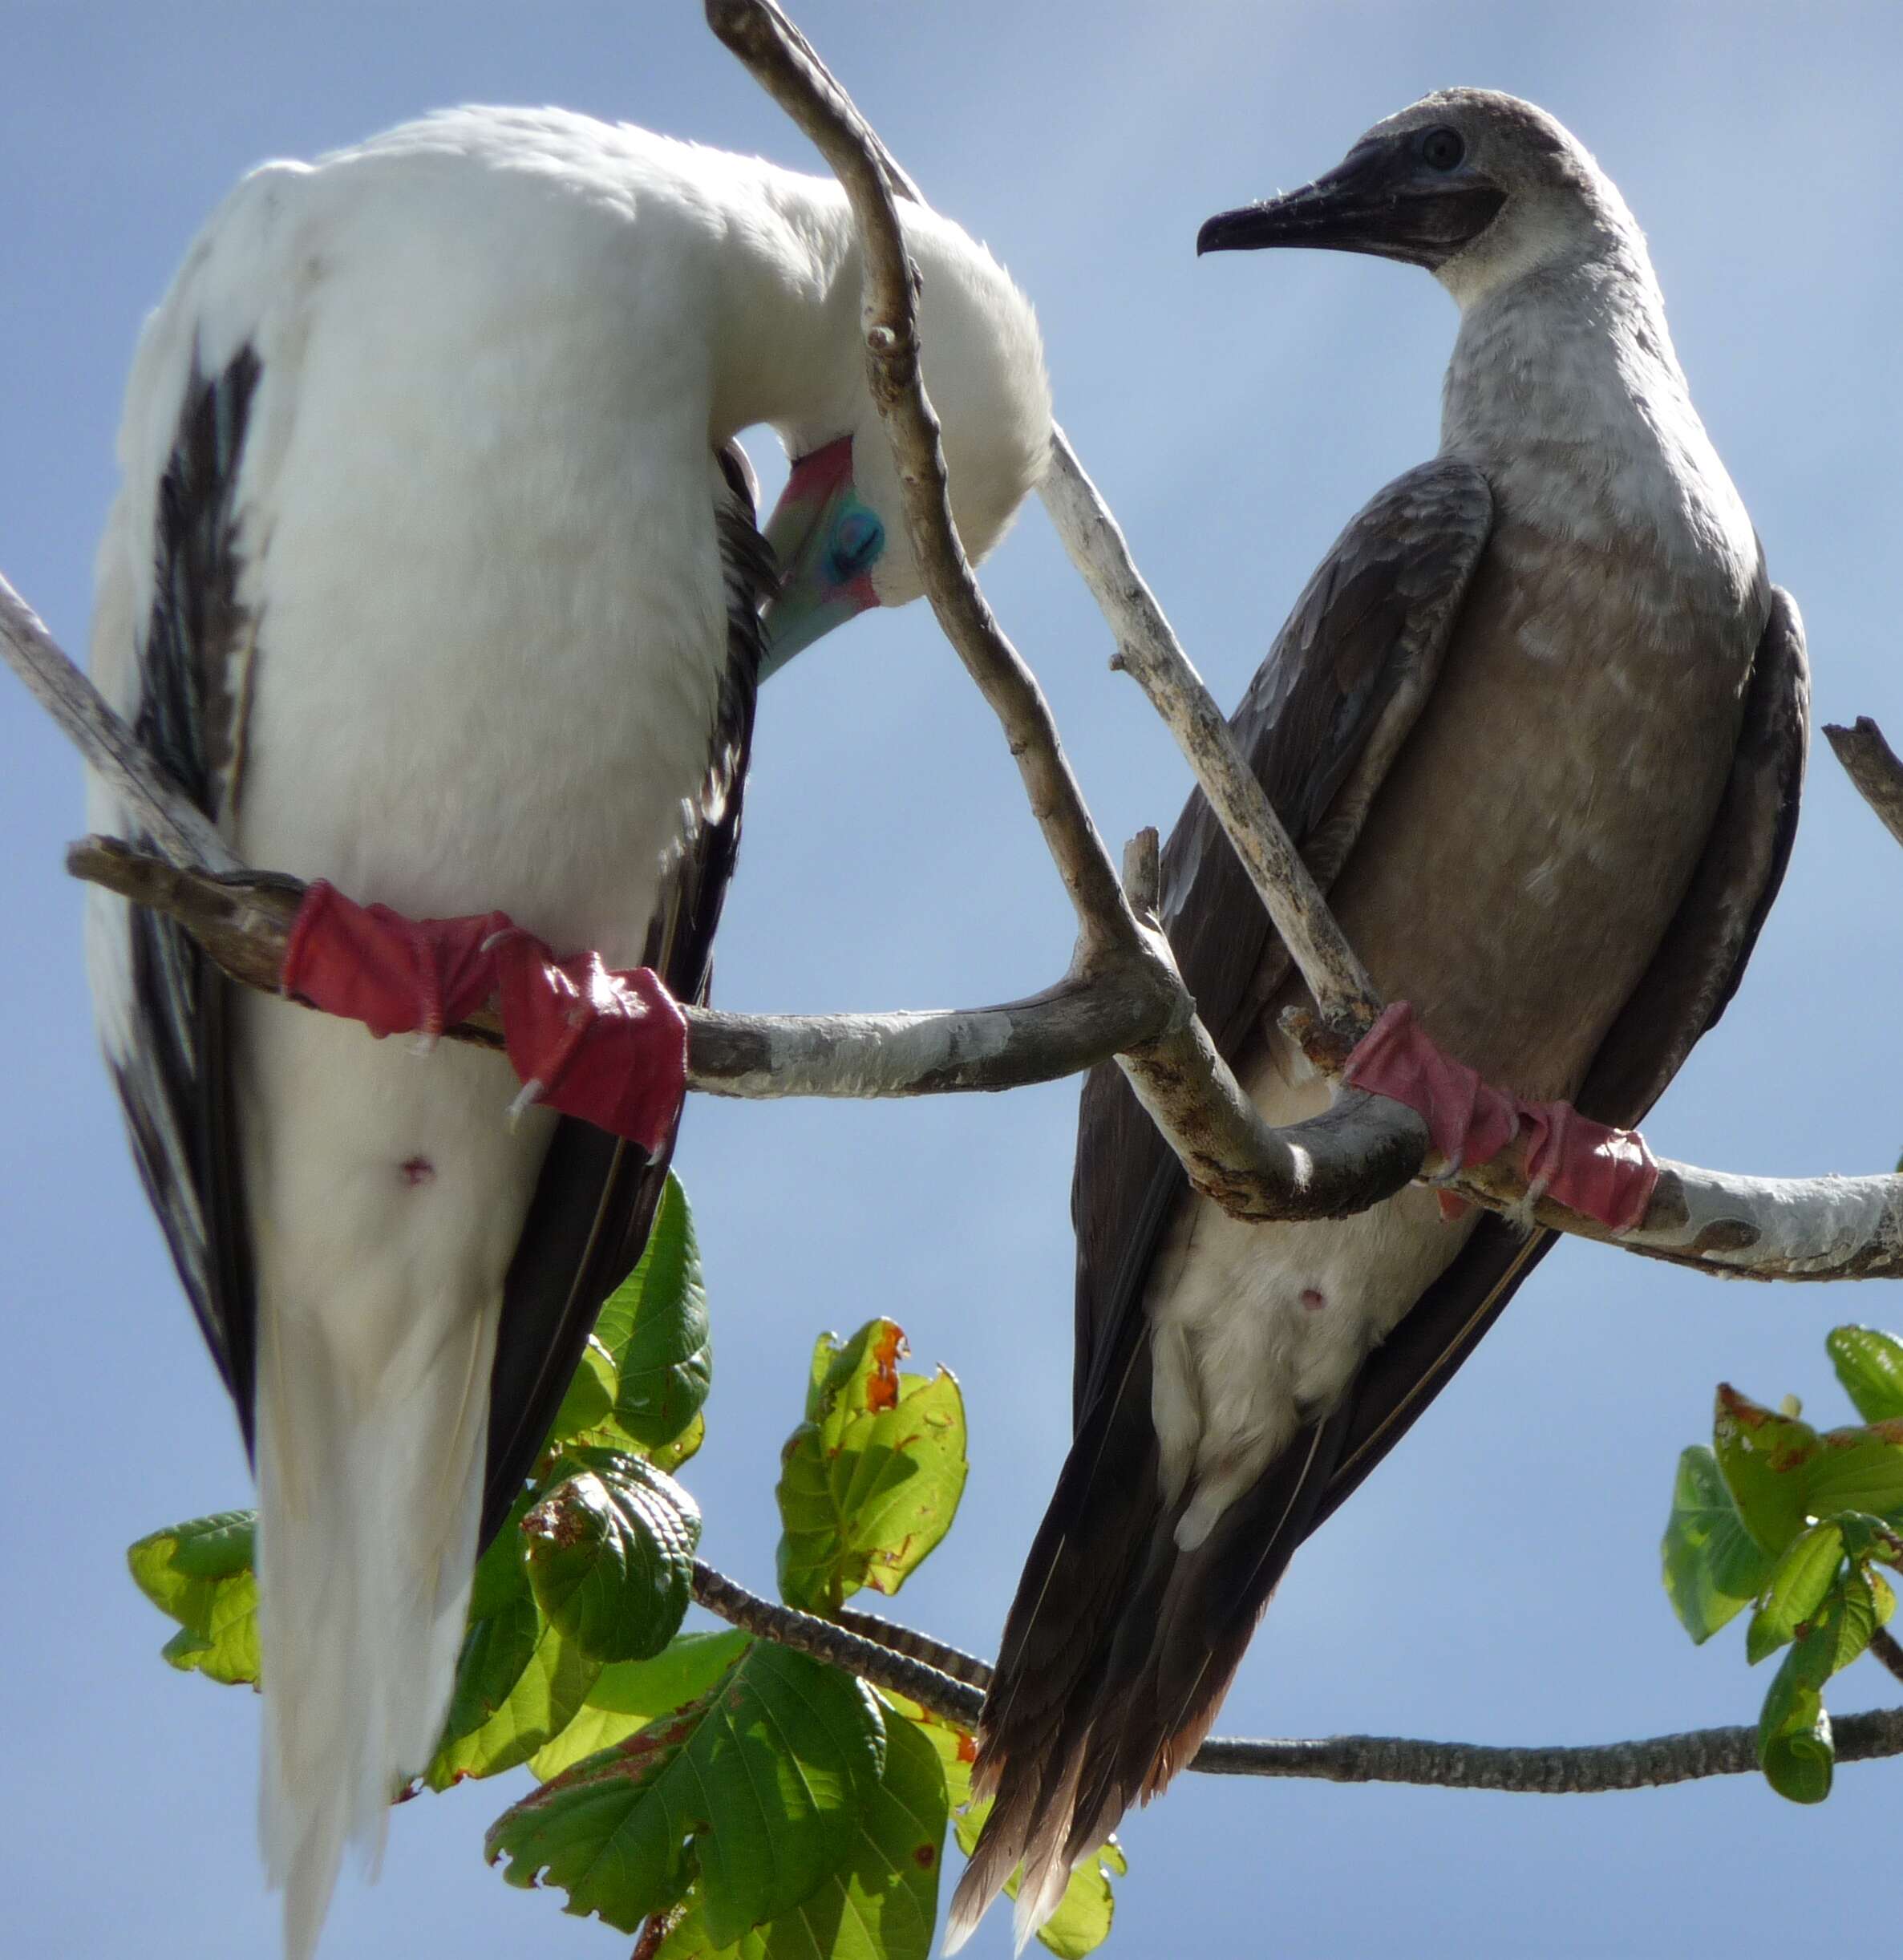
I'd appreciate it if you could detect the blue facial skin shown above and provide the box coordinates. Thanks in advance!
[759,488,887,680]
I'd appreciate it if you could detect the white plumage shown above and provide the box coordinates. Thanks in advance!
[87,106,1048,1959]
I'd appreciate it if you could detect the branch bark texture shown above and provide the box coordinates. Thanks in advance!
[688,1557,1903,1796]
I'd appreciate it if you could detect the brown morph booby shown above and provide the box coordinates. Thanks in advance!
[949,89,1808,1947]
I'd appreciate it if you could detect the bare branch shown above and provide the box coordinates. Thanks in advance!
[67,831,1431,1213]
[1871,1626,1903,1688]
[1041,430,1383,1042]
[1449,1146,1903,1281]
[834,1606,995,1691]
[690,1560,983,1723]
[1,575,237,873]
[689,1558,1903,1793]
[1825,717,1903,852]
[706,0,1135,954]
[1188,1707,1903,1792]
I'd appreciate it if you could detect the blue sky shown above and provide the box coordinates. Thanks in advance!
[5,2,1903,1954]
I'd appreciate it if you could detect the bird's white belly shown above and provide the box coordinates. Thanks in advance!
[1147,1044,1476,1551]
[228,379,729,1371]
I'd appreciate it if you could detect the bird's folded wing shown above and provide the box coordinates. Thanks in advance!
[1312,585,1808,1526]
[94,346,266,1446]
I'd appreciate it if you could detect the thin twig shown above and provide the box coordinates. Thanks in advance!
[1824,718,1903,852]
[687,1557,1903,1792]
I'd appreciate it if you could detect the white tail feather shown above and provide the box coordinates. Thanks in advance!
[255,1294,496,1960]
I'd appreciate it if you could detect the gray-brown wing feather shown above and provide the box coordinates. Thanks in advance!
[108,346,263,1443]
[961,462,1492,1912]
[479,447,771,1541]
[1312,582,1809,1529]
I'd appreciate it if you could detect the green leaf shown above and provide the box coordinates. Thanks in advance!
[649,1703,950,1960]
[1027,1838,1127,1960]
[549,1337,617,1446]
[777,1321,969,1615]
[954,1796,1125,1959]
[126,1510,261,1686]
[1746,1521,1844,1664]
[1757,1643,1834,1803]
[1807,1420,1903,1522]
[488,1643,885,1942]
[592,1172,713,1452]
[1827,1326,1903,1424]
[524,1452,699,1663]
[1713,1386,1820,1554]
[531,1630,750,1780]
[1661,1447,1775,1643]
[650,1410,707,1475]
[1814,1568,1883,1676]
[427,1598,601,1788]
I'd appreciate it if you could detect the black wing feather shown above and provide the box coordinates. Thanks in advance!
[111,347,262,1442]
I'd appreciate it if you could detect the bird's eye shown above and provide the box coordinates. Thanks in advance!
[827,506,885,583]
[1420,127,1465,172]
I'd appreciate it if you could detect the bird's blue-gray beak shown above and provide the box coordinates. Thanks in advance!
[1198,128,1504,271]
[759,435,887,680]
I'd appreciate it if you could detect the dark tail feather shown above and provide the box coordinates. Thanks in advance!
[1063,1413,1349,1865]
[949,1351,1348,1950]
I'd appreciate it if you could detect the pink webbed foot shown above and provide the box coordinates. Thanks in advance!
[1340,1002,1658,1233]
[279,881,687,1156]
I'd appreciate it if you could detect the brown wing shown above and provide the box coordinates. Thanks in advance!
[958,462,1492,1919]
[1313,582,1809,1528]
[478,448,771,1541]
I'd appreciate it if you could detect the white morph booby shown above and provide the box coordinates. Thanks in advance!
[84,106,1049,1958]
[952,88,1806,1946]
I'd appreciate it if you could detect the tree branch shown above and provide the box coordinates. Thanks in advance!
[690,1561,983,1723]
[1039,429,1383,1045]
[688,1557,1903,1794]
[701,0,1415,1222]
[2,574,236,873]
[1870,1626,1903,1688]
[705,0,1132,954]
[1825,718,1903,852]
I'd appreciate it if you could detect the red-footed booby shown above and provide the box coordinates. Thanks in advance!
[83,105,1048,1958]
[951,88,1807,1947]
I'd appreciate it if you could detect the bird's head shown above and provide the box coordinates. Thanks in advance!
[1197,90,1630,310]
[759,202,1051,676]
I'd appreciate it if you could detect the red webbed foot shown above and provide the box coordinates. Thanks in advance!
[1341,1002,1658,1232]
[279,881,687,1156]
